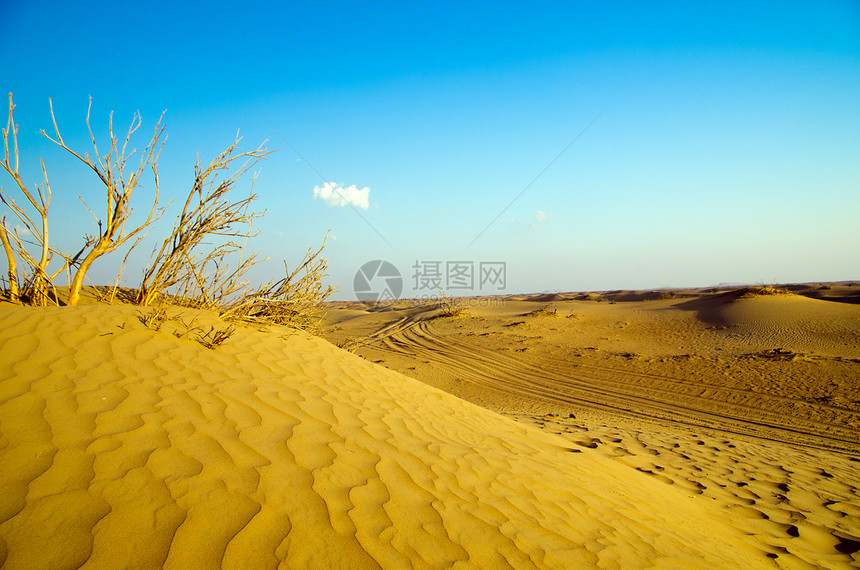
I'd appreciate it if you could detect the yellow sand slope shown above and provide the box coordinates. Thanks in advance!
[0,305,768,568]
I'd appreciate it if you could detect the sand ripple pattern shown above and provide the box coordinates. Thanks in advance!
[1,306,768,568]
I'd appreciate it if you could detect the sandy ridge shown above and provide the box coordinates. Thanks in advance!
[0,305,771,568]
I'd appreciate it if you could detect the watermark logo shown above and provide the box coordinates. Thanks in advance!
[353,260,403,305]
[353,259,507,305]
[412,260,506,291]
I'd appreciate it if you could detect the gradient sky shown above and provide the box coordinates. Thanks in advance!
[3,1,859,299]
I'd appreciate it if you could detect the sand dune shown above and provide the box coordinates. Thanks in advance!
[325,286,860,567]
[675,290,860,358]
[0,304,777,568]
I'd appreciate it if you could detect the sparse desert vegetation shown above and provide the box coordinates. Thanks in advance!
[736,284,792,299]
[2,2,858,565]
[0,93,332,331]
[434,291,469,318]
[524,305,557,317]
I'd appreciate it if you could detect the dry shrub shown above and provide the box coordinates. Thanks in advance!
[136,135,269,308]
[525,306,557,317]
[1,94,333,332]
[136,307,235,349]
[135,136,334,334]
[1,93,165,306]
[737,285,791,300]
[218,234,335,332]
[43,97,166,306]
[434,292,468,318]
[138,306,168,330]
[195,324,236,349]
[1,94,68,305]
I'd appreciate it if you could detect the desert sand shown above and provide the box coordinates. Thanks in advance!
[324,284,860,568]
[0,283,857,568]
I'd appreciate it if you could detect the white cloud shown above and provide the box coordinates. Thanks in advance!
[529,210,548,228]
[313,182,370,210]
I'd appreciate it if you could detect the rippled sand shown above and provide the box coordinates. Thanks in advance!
[0,303,776,568]
[325,285,860,567]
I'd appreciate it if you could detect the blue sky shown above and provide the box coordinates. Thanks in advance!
[2,1,859,299]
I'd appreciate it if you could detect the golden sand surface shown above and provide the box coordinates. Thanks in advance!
[0,284,857,568]
[324,284,860,568]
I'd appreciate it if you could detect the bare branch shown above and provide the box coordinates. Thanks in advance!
[219,231,335,332]
[136,134,270,307]
[0,216,19,301]
[43,97,110,187]
[0,93,63,305]
[41,97,168,306]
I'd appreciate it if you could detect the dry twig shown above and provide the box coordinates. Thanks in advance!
[196,324,236,349]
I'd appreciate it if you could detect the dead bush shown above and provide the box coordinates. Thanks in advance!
[136,135,269,308]
[218,234,335,332]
